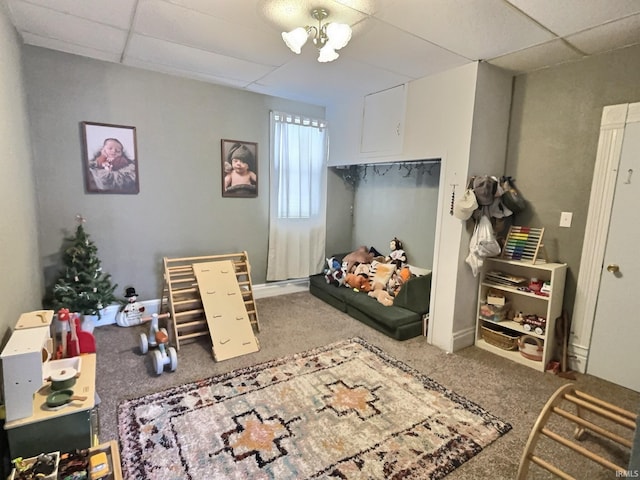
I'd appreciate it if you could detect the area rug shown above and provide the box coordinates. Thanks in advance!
[118,337,511,479]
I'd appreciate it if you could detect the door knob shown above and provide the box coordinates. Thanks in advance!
[606,264,619,273]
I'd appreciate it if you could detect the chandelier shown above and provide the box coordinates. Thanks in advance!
[281,8,352,63]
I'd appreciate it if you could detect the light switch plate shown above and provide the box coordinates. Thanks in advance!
[560,211,573,227]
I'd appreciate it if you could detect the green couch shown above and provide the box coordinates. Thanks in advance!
[308,259,431,340]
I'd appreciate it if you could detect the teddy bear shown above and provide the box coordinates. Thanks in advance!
[345,273,372,292]
[324,257,345,287]
[368,281,394,306]
[342,246,375,273]
[386,237,407,269]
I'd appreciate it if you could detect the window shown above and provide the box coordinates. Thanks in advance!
[267,111,328,280]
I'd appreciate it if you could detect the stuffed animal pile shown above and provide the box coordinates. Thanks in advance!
[326,238,416,306]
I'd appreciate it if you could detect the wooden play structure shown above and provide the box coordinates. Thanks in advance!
[161,252,260,361]
[518,384,638,479]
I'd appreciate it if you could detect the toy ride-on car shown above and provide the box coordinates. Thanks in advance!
[139,313,177,375]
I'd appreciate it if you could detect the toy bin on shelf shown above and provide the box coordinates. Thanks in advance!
[480,324,519,351]
[479,301,511,322]
[9,451,59,480]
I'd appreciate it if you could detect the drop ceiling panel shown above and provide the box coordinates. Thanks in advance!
[507,0,640,36]
[567,15,640,55]
[255,54,411,104]
[7,0,136,29]
[344,17,470,79]
[257,0,370,31]
[124,34,276,82]
[488,39,584,73]
[377,0,555,60]
[134,0,288,65]
[124,56,253,89]
[8,2,127,53]
[21,33,123,63]
[165,0,267,29]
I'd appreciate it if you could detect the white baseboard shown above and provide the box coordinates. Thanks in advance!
[452,326,476,352]
[568,342,589,374]
[93,279,309,327]
[252,279,309,298]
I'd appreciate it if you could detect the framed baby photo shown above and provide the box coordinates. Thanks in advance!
[81,121,139,194]
[221,139,258,198]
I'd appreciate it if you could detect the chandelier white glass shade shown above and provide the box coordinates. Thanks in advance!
[281,8,352,63]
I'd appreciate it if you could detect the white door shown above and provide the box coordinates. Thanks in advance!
[587,119,640,392]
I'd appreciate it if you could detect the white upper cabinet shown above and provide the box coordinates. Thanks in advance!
[360,84,407,156]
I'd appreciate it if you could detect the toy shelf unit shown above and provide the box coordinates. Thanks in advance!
[475,257,567,372]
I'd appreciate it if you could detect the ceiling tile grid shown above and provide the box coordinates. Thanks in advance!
[5,0,640,106]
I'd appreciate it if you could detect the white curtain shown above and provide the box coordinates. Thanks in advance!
[267,111,328,281]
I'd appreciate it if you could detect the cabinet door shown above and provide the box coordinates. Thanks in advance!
[360,84,406,155]
[7,409,93,458]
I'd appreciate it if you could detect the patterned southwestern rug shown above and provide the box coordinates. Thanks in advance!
[118,338,511,479]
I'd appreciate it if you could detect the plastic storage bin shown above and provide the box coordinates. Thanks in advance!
[479,300,511,322]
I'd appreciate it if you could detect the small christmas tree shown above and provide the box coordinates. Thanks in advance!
[48,216,117,316]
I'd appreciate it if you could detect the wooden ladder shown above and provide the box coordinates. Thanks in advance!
[161,252,260,352]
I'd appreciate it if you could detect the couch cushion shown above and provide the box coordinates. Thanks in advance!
[347,292,420,326]
[345,305,423,341]
[393,273,432,314]
[309,273,360,311]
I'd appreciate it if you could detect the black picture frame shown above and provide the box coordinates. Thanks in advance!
[221,139,258,198]
[82,121,139,194]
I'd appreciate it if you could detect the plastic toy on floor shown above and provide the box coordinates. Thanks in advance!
[139,313,177,375]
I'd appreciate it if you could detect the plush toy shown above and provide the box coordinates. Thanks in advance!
[386,237,407,269]
[342,246,375,273]
[388,266,412,296]
[353,262,371,277]
[324,257,345,287]
[345,273,372,292]
[368,281,394,306]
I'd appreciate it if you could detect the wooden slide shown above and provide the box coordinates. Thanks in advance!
[161,252,260,361]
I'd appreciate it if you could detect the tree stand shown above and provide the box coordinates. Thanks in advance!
[139,313,177,375]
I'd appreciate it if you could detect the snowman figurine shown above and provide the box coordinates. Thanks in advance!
[116,287,146,327]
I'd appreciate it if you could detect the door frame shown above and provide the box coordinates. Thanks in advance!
[571,102,640,372]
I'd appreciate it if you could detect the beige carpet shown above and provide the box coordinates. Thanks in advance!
[96,291,639,479]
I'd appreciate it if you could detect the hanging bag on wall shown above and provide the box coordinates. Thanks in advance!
[500,176,526,214]
[453,187,478,220]
[465,215,501,276]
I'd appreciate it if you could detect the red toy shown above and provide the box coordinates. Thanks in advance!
[66,314,96,356]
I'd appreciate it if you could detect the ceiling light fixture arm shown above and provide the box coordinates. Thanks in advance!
[310,8,329,49]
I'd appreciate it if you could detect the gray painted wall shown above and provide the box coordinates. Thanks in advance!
[22,47,325,303]
[507,43,640,317]
[0,4,42,342]
[351,162,440,268]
